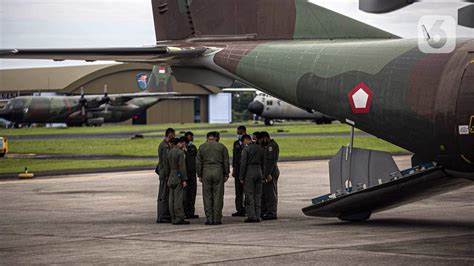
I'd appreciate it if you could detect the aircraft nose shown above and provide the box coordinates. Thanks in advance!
[248,101,264,116]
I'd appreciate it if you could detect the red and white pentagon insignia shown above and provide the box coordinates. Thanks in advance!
[347,82,374,114]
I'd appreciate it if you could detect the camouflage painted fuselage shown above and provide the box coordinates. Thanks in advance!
[209,38,474,174]
[0,96,159,125]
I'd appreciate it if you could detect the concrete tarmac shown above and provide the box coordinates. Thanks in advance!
[0,157,472,264]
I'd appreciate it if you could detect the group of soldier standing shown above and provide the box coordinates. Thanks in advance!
[155,126,280,225]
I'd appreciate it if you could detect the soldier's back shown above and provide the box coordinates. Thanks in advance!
[168,148,184,170]
[185,144,197,174]
[158,140,170,171]
[199,142,226,165]
[245,144,264,165]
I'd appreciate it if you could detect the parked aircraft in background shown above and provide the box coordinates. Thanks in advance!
[248,92,334,126]
[0,66,186,127]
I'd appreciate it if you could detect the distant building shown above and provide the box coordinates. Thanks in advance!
[0,63,228,124]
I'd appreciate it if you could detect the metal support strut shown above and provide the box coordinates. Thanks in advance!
[345,125,355,192]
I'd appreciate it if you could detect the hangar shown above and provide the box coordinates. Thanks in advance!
[0,63,225,124]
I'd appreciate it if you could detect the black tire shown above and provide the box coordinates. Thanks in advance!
[264,119,274,126]
[66,123,83,127]
[323,116,334,124]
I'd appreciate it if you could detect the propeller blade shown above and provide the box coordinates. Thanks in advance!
[101,84,111,113]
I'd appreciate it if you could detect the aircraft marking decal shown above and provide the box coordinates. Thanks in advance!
[347,82,374,114]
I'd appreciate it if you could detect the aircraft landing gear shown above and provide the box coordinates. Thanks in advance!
[315,116,334,125]
[66,122,86,127]
[264,119,274,126]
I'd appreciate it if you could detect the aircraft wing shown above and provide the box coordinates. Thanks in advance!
[104,92,180,98]
[221,88,258,92]
[105,92,188,104]
[0,46,207,63]
[80,92,197,107]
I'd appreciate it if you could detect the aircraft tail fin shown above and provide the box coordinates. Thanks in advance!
[152,0,399,42]
[144,65,175,93]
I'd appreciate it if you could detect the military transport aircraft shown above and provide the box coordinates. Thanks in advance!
[221,87,334,125]
[0,66,183,127]
[1,0,473,221]
[248,92,334,126]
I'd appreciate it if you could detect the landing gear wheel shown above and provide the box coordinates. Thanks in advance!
[323,117,333,124]
[338,211,371,222]
[264,119,274,126]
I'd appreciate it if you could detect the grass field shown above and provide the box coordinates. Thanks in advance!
[0,122,237,136]
[7,136,405,158]
[0,122,360,137]
[0,159,154,175]
[0,122,406,175]
[147,123,359,136]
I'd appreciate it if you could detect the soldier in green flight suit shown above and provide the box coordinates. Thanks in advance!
[196,131,230,225]
[231,125,247,217]
[239,134,264,223]
[261,131,280,220]
[167,137,190,225]
[156,128,175,223]
[184,131,199,219]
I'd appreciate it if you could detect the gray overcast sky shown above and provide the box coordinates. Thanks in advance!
[0,0,473,69]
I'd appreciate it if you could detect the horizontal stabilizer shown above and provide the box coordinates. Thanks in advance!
[303,166,471,221]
